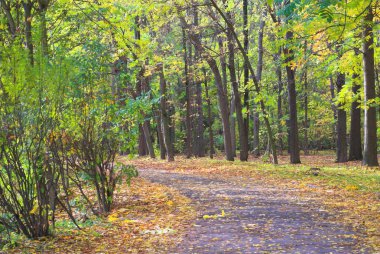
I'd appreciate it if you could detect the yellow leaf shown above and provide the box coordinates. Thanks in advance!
[30,203,39,215]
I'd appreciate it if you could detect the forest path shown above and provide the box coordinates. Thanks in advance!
[139,168,369,254]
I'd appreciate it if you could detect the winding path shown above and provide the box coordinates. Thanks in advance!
[139,168,369,254]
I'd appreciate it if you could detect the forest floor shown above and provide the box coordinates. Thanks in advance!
[6,153,380,253]
[8,177,195,253]
[126,154,380,253]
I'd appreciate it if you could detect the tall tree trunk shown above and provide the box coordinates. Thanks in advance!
[37,0,50,57]
[135,16,155,159]
[208,59,234,161]
[180,17,234,161]
[0,0,16,37]
[362,7,378,166]
[227,24,249,161]
[335,72,347,162]
[182,27,192,158]
[158,63,174,161]
[303,41,309,155]
[219,35,234,157]
[204,69,215,159]
[168,104,176,150]
[195,80,205,157]
[253,112,260,156]
[284,31,301,164]
[275,51,284,154]
[243,0,250,149]
[193,7,205,157]
[209,0,278,164]
[253,18,265,157]
[218,37,228,99]
[155,110,166,160]
[243,0,250,150]
[229,93,237,157]
[349,73,363,161]
[142,121,155,159]
[329,75,337,149]
[138,126,148,156]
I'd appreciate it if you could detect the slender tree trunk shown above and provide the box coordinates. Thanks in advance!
[218,37,228,98]
[193,7,205,157]
[204,69,215,159]
[195,80,205,157]
[227,24,249,161]
[37,0,50,57]
[243,0,250,149]
[275,51,284,154]
[134,16,155,159]
[180,16,234,161]
[182,27,192,158]
[284,31,301,164]
[303,41,309,155]
[138,126,148,156]
[208,59,234,161]
[252,18,265,157]
[158,63,174,161]
[229,93,237,157]
[168,104,176,149]
[155,111,166,160]
[329,75,337,149]
[362,7,378,166]
[0,0,16,37]
[142,121,155,159]
[335,72,347,162]
[349,73,363,161]
[253,112,260,156]
[303,76,309,155]
[208,0,278,164]
[219,35,234,157]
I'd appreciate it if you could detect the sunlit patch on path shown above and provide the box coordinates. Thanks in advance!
[140,168,370,254]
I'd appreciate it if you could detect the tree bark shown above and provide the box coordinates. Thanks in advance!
[37,0,50,57]
[275,51,284,154]
[229,92,237,157]
[362,7,378,166]
[348,73,363,161]
[195,80,205,157]
[158,63,174,161]
[218,37,228,99]
[303,41,309,155]
[135,16,155,159]
[253,18,265,157]
[0,0,16,37]
[227,24,249,161]
[204,69,215,159]
[155,110,166,160]
[142,120,155,159]
[193,7,205,157]
[243,0,250,149]
[284,31,301,164]
[182,27,192,158]
[179,16,234,161]
[209,0,278,164]
[138,126,148,156]
[335,72,347,162]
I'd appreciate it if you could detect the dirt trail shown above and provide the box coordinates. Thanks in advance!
[139,168,369,254]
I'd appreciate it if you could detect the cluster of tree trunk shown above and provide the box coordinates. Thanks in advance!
[135,3,378,167]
